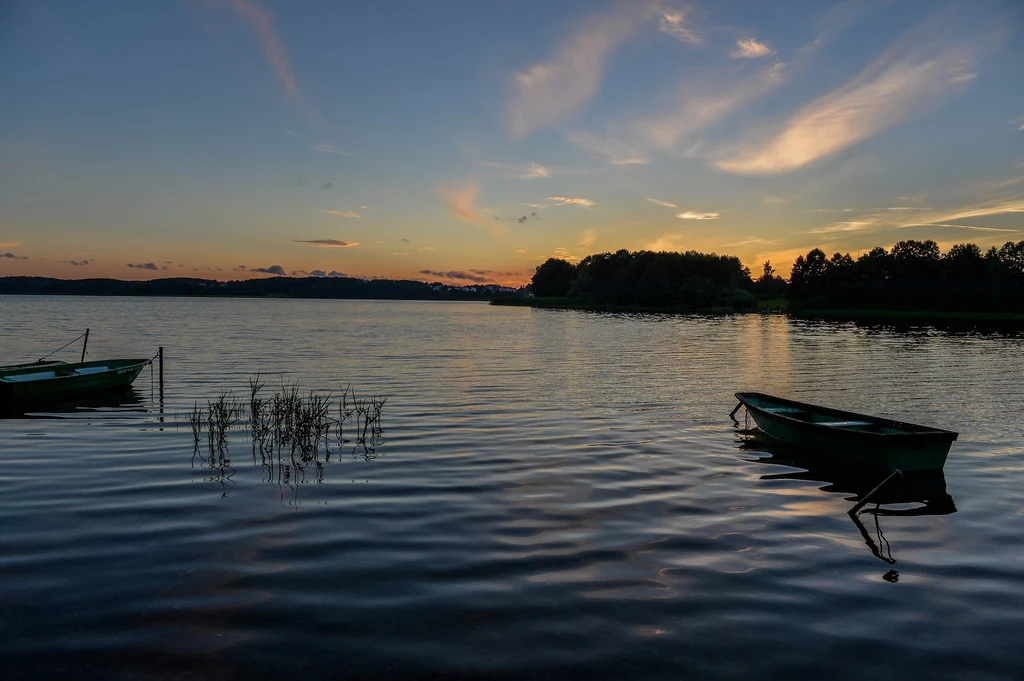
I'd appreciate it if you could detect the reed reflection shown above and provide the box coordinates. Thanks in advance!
[736,432,956,575]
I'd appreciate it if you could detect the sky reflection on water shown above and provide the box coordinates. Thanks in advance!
[1,297,1023,679]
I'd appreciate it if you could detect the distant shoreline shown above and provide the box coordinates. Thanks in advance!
[490,297,746,315]
[493,298,1024,324]
[0,275,516,302]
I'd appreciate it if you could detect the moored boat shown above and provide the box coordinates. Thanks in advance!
[733,392,957,472]
[0,358,151,413]
[0,359,67,375]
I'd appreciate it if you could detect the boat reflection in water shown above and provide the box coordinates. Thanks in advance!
[1,385,148,419]
[736,431,956,575]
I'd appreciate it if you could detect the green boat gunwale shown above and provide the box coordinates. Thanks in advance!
[735,392,958,443]
[0,358,151,384]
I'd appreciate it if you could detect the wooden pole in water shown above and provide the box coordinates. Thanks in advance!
[849,469,903,516]
[158,347,164,388]
[81,328,89,362]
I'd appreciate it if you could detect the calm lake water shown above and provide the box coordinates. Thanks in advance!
[1,296,1023,680]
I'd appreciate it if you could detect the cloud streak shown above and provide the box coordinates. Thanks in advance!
[311,144,354,156]
[252,265,286,275]
[647,198,677,208]
[127,262,161,270]
[508,8,639,137]
[480,161,552,179]
[319,209,361,218]
[565,130,648,165]
[441,185,490,227]
[2,252,28,260]
[548,196,595,208]
[657,9,701,44]
[717,29,981,174]
[418,269,491,283]
[219,0,320,119]
[640,62,786,150]
[677,211,719,220]
[290,239,360,248]
[732,38,773,59]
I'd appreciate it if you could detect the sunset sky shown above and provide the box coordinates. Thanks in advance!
[1,0,1022,286]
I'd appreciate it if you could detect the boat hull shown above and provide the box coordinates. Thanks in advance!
[737,392,957,472]
[0,359,149,413]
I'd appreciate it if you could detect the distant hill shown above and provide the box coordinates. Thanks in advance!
[0,276,520,301]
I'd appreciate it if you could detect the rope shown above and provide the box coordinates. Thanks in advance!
[37,332,89,362]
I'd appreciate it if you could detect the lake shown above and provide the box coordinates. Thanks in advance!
[1,296,1023,680]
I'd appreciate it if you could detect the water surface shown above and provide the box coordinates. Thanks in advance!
[1,296,1022,680]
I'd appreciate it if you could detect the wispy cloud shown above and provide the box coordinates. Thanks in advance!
[647,234,685,251]
[480,161,552,179]
[290,239,359,248]
[0,242,19,248]
[61,259,91,266]
[218,0,320,119]
[914,223,1018,232]
[418,269,491,283]
[721,237,777,247]
[494,212,541,224]
[731,38,773,59]
[310,144,355,156]
[717,27,982,175]
[318,209,361,218]
[321,182,333,190]
[903,199,1024,226]
[807,221,872,234]
[646,197,677,208]
[2,252,28,260]
[640,62,785,150]
[508,8,639,137]
[251,265,286,275]
[657,9,701,44]
[677,211,719,220]
[441,185,493,230]
[127,262,162,270]
[579,229,597,248]
[515,249,529,254]
[565,130,648,165]
[548,196,595,207]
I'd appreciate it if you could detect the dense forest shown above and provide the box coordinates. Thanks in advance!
[788,240,1024,312]
[531,249,760,311]
[0,276,517,301]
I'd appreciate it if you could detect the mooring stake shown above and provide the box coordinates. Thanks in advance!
[849,469,903,517]
[80,328,89,362]
[729,401,743,422]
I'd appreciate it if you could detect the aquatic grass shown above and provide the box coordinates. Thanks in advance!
[188,374,387,463]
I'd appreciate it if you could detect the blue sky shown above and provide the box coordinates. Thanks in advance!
[1,0,1022,284]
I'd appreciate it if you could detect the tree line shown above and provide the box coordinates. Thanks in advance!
[532,249,757,311]
[788,240,1024,312]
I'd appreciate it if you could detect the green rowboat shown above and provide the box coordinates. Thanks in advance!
[734,392,957,472]
[0,360,67,375]
[0,358,150,412]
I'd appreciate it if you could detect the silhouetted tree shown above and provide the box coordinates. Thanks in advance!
[786,240,1024,313]
[532,258,577,297]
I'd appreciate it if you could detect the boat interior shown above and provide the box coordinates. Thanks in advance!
[743,394,928,434]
